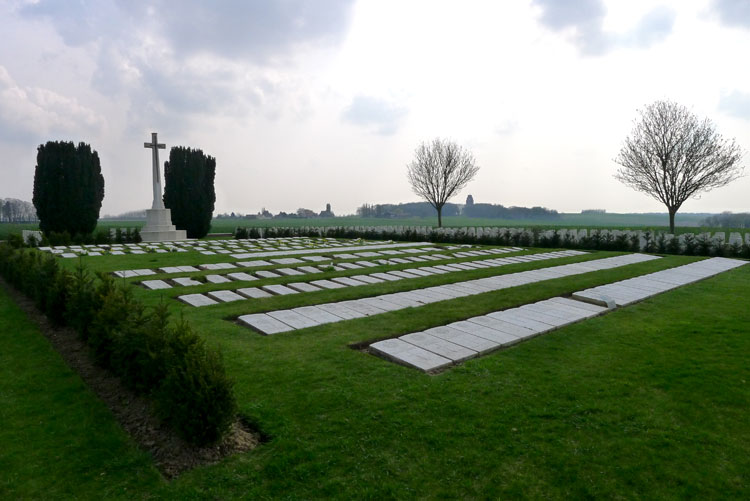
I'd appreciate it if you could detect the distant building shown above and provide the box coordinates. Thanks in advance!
[466,194,474,206]
[319,203,335,218]
[297,208,317,218]
[581,209,606,215]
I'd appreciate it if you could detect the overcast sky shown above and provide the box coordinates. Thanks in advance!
[1,0,749,216]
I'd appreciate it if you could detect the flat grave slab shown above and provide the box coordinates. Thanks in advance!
[488,311,553,332]
[387,270,421,279]
[292,305,342,324]
[547,297,606,314]
[338,262,362,270]
[332,277,368,287]
[142,279,172,290]
[317,302,366,320]
[262,284,299,295]
[206,274,232,284]
[236,260,272,267]
[449,320,521,345]
[419,266,448,274]
[298,266,323,274]
[358,297,404,312]
[302,255,329,262]
[271,258,304,265]
[256,270,281,278]
[350,274,384,284]
[177,266,199,273]
[333,253,358,259]
[276,267,304,276]
[355,260,379,268]
[267,309,320,329]
[513,306,572,326]
[401,332,478,362]
[310,279,347,290]
[159,266,183,274]
[403,268,433,277]
[237,287,273,299]
[370,338,452,372]
[114,270,139,278]
[370,272,402,282]
[173,277,202,286]
[238,313,294,335]
[425,326,500,354]
[287,282,323,293]
[227,272,256,281]
[470,315,537,338]
[340,299,388,316]
[207,290,245,303]
[178,294,218,307]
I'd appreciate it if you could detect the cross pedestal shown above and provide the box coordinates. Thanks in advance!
[140,132,187,242]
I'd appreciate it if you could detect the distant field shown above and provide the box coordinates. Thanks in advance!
[0,212,737,241]
[213,213,711,231]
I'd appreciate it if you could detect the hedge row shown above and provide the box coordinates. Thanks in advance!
[0,245,236,446]
[234,226,750,258]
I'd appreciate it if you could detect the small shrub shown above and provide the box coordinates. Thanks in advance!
[697,234,712,256]
[156,320,236,446]
[682,234,697,255]
[666,235,681,255]
[655,233,667,254]
[6,233,24,249]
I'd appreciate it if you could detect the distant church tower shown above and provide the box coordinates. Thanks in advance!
[466,194,474,206]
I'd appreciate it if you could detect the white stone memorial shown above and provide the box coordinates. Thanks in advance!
[140,132,187,242]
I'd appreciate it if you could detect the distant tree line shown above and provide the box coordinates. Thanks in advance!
[356,201,558,220]
[702,212,750,228]
[463,203,559,220]
[1,198,37,222]
[357,202,461,219]
[101,209,147,220]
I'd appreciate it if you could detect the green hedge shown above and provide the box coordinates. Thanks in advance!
[0,245,236,446]
[233,226,750,258]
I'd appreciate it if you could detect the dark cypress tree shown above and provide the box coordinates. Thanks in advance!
[163,147,216,238]
[32,141,105,235]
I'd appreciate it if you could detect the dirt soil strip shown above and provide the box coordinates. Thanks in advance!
[0,277,260,479]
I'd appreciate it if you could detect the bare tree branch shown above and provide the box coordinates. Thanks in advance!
[614,100,744,232]
[406,138,480,227]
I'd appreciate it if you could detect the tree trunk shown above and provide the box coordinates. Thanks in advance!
[437,205,443,228]
[668,207,676,234]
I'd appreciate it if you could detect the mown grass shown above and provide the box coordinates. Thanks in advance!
[0,285,161,498]
[2,243,749,498]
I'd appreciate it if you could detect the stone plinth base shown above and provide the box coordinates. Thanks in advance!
[140,208,187,242]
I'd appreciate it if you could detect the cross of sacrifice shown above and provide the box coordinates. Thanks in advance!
[144,132,166,210]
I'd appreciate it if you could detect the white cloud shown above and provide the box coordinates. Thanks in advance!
[0,65,104,142]
[342,95,407,135]
[531,0,676,55]
[719,90,750,120]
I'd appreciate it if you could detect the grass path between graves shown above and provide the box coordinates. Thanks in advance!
[2,252,750,498]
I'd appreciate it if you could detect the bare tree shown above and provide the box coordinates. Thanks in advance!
[407,138,480,227]
[615,100,744,233]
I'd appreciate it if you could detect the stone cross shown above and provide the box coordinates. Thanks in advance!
[144,132,166,210]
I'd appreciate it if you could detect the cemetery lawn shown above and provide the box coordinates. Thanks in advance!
[2,251,750,498]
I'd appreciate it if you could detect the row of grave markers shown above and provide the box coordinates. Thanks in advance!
[235,252,653,335]
[178,247,540,307]
[370,257,747,372]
